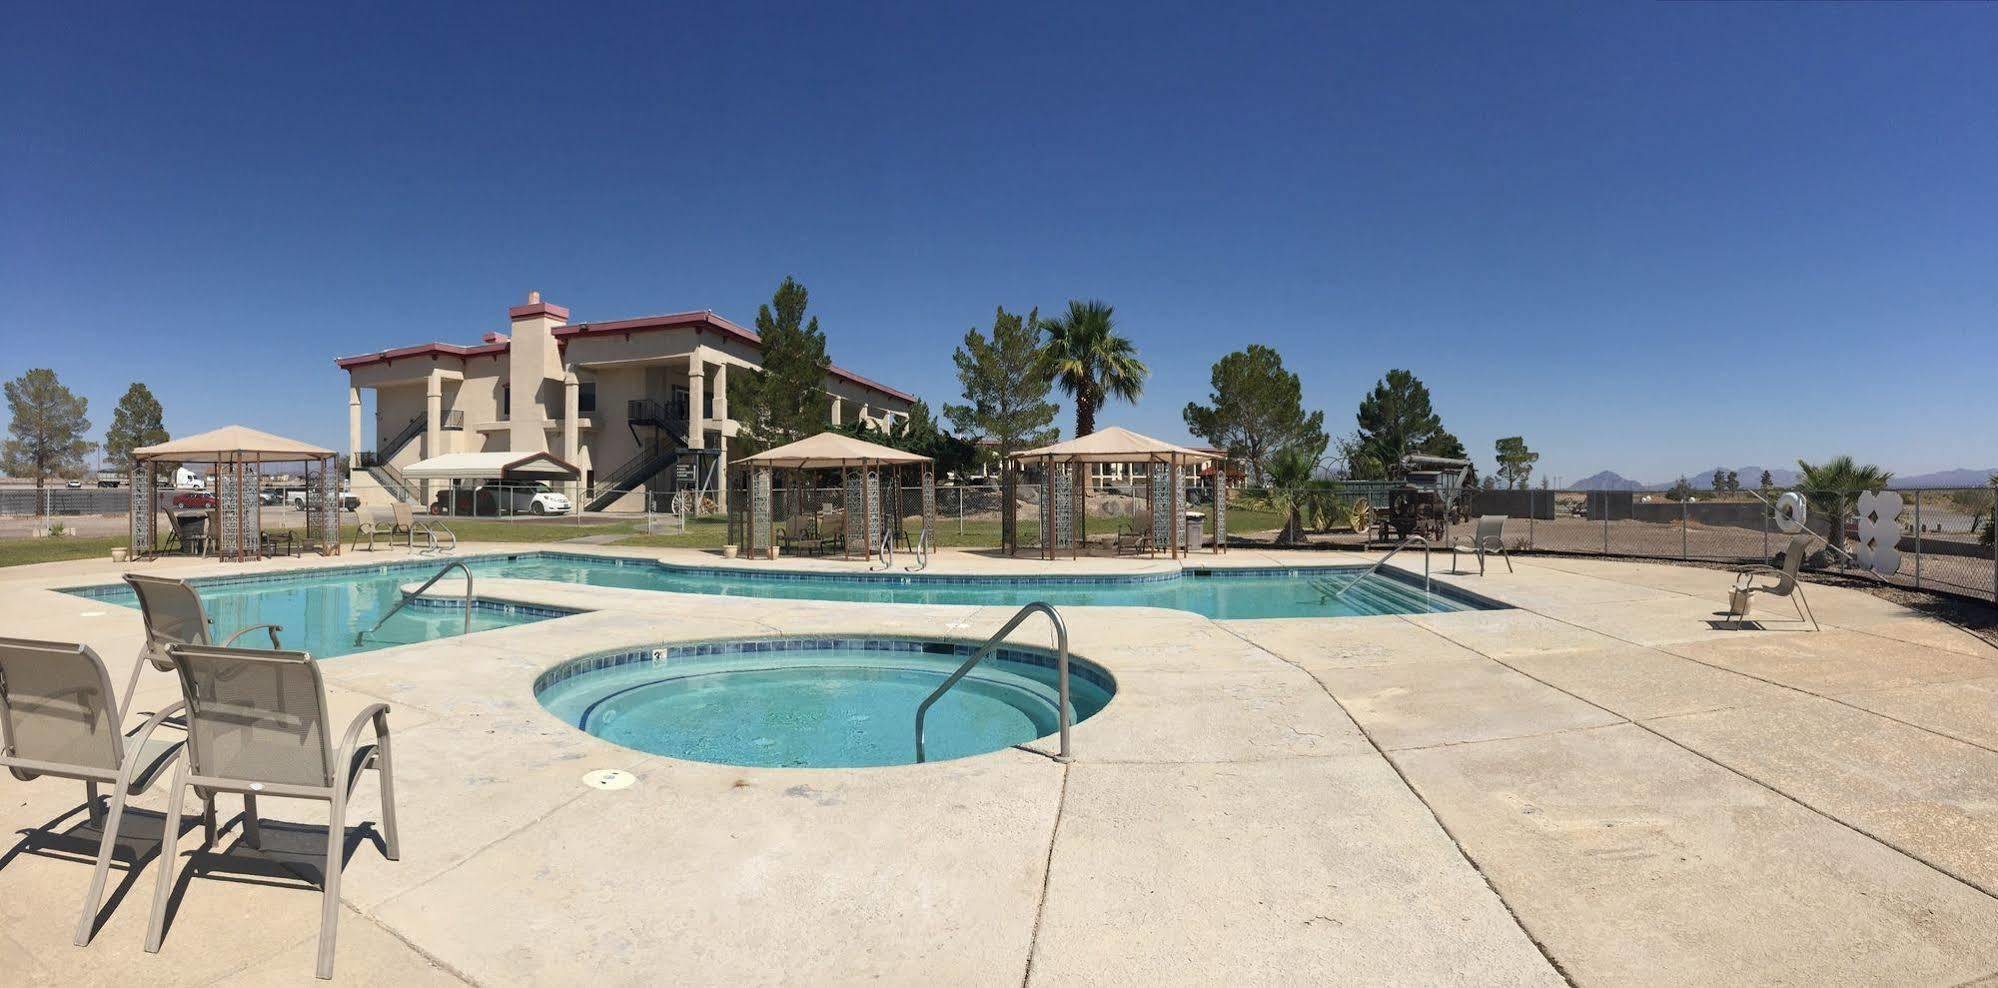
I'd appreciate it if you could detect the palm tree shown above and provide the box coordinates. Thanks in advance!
[1266,446,1318,543]
[1038,300,1147,437]
[1795,455,1893,553]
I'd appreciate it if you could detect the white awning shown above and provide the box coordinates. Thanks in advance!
[399,451,581,481]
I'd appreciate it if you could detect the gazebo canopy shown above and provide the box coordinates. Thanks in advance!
[737,432,931,469]
[132,425,335,464]
[1012,426,1220,463]
[401,451,581,481]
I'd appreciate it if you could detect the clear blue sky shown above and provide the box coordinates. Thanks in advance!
[5,2,1993,484]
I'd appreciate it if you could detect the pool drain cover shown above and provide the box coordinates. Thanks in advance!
[583,769,635,791]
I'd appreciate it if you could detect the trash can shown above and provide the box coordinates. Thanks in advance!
[1184,511,1205,550]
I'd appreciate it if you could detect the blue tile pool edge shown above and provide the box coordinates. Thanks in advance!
[56,548,1507,615]
[531,634,1119,699]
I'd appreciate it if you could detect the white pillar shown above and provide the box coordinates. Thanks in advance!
[829,396,841,426]
[563,370,581,514]
[686,351,706,450]
[712,363,729,513]
[424,371,444,504]
[347,386,363,471]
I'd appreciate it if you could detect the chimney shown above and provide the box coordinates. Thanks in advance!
[507,291,568,453]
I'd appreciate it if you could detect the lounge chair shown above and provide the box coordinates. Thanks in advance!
[145,643,400,980]
[122,574,283,709]
[1450,515,1512,576]
[0,637,193,947]
[1725,531,1818,631]
[348,505,396,551]
[396,502,455,552]
[1115,509,1154,556]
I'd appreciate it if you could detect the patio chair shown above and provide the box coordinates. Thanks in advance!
[0,637,194,947]
[1725,531,1819,631]
[396,502,455,552]
[145,643,400,980]
[781,516,823,557]
[1450,515,1512,576]
[1115,508,1154,556]
[348,506,395,552]
[122,574,283,710]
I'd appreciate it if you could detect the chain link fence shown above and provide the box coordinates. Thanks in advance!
[1210,483,1996,605]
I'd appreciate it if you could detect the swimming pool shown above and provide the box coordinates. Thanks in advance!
[61,551,1497,660]
[471,552,1496,619]
[534,637,1116,767]
[63,563,571,659]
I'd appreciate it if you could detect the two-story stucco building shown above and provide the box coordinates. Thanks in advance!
[337,292,917,513]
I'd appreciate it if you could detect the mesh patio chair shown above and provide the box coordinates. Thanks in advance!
[122,574,282,711]
[0,637,193,947]
[146,643,399,980]
[1725,531,1819,631]
[1450,515,1513,576]
[348,505,393,552]
[1115,508,1154,556]
[395,502,455,552]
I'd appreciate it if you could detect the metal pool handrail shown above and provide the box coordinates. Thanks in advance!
[905,526,932,572]
[355,560,472,645]
[1332,535,1430,600]
[870,525,895,572]
[915,602,1071,765]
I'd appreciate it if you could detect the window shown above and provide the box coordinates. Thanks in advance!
[500,384,510,418]
[578,382,596,415]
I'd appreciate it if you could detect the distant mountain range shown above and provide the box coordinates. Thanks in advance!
[1570,466,1995,491]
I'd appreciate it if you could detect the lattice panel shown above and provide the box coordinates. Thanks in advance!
[864,469,882,555]
[921,468,936,548]
[313,463,339,551]
[1212,473,1227,552]
[750,467,772,554]
[130,461,154,555]
[1150,463,1172,546]
[1051,463,1075,551]
[844,469,867,554]
[1171,462,1187,554]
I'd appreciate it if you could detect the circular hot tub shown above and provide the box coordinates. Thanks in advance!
[532,637,1116,768]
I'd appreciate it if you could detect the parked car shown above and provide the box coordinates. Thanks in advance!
[171,491,216,509]
[285,489,360,511]
[482,482,572,516]
[258,489,285,505]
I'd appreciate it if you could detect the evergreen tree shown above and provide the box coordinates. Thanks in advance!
[1182,345,1326,487]
[943,306,1059,461]
[729,277,833,453]
[1350,370,1457,478]
[104,382,169,478]
[1494,436,1539,489]
[2,369,94,511]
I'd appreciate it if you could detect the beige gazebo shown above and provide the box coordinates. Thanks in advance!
[1008,426,1226,560]
[129,426,341,562]
[732,432,934,561]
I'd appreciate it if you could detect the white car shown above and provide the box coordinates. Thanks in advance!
[286,489,361,511]
[481,483,572,515]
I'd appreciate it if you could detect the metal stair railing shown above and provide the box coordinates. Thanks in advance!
[915,603,1071,764]
[355,561,472,645]
[377,414,427,461]
[1329,535,1430,601]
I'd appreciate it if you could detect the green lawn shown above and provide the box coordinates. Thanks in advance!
[0,535,131,568]
[0,504,1293,570]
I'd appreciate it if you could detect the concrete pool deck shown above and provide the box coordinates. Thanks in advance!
[4,545,1998,985]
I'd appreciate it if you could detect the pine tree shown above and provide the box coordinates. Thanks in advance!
[104,382,169,478]
[2,369,94,512]
[729,277,833,453]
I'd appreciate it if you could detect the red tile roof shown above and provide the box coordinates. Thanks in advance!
[334,307,916,403]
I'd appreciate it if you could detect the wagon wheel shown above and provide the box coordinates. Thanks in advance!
[1349,498,1372,534]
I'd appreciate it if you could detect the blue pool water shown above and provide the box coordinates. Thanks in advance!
[534,637,1116,767]
[64,564,567,660]
[468,553,1492,620]
[61,551,1496,661]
